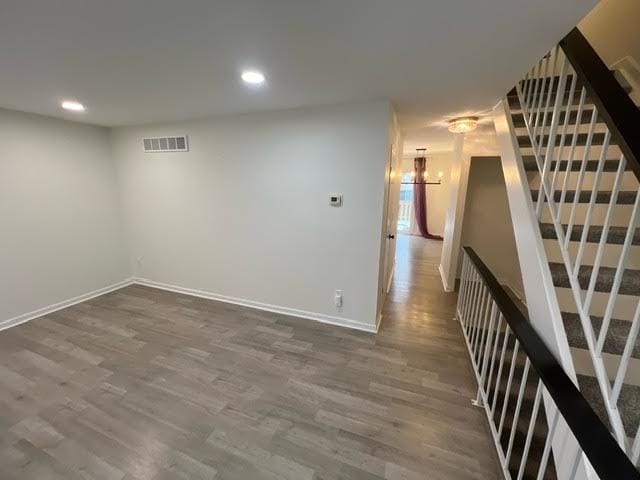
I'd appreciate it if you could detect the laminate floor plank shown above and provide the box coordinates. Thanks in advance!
[0,235,500,479]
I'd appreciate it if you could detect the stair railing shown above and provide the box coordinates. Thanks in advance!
[458,247,640,479]
[513,27,640,459]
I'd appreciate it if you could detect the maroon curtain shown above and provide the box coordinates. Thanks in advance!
[413,156,443,240]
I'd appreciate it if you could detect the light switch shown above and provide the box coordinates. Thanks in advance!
[329,193,343,207]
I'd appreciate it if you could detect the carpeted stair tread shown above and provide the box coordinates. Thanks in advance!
[531,189,637,205]
[518,132,612,148]
[578,374,640,435]
[549,262,640,295]
[522,156,627,172]
[562,312,640,357]
[577,374,611,430]
[539,223,640,245]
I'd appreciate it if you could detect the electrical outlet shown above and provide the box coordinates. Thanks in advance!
[334,290,343,309]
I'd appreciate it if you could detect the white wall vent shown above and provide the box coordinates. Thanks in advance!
[143,135,189,153]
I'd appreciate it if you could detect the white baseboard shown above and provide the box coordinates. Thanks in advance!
[0,276,378,335]
[439,264,454,292]
[0,278,134,332]
[132,277,378,333]
[385,262,395,294]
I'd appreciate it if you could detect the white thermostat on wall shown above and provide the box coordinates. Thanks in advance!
[329,193,343,207]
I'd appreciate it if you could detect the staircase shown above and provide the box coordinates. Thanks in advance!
[497,28,640,471]
[456,247,639,480]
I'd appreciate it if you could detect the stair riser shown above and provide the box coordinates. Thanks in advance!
[556,287,638,320]
[511,110,602,129]
[519,144,623,161]
[510,103,596,118]
[539,203,636,228]
[528,171,637,192]
[509,93,595,111]
[563,313,640,358]
[515,122,609,139]
[571,347,640,387]
[543,240,640,270]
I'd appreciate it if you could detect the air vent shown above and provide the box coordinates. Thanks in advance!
[143,135,188,152]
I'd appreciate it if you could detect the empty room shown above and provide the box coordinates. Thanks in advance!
[2,0,640,479]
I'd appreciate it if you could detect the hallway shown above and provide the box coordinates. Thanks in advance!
[378,234,500,478]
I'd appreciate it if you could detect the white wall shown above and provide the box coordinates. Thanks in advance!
[580,0,640,104]
[439,136,467,291]
[111,101,390,330]
[0,109,129,326]
[459,156,524,299]
[580,0,640,67]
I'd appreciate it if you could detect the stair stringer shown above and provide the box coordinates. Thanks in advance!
[493,98,593,479]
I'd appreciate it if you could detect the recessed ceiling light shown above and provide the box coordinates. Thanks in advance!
[241,71,266,85]
[61,100,85,112]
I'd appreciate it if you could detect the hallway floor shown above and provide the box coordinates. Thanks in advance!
[0,234,499,479]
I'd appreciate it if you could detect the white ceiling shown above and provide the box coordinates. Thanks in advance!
[0,0,598,151]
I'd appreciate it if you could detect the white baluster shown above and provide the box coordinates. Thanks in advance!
[498,340,521,437]
[611,298,640,405]
[550,71,578,201]
[573,130,611,277]
[536,55,569,220]
[485,313,504,393]
[479,302,499,389]
[597,185,640,354]
[492,328,511,415]
[517,380,543,480]
[556,88,587,223]
[564,108,599,257]
[536,406,560,480]
[506,358,532,463]
[457,256,470,319]
[631,424,640,465]
[584,155,626,313]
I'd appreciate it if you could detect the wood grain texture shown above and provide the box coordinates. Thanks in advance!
[0,235,499,479]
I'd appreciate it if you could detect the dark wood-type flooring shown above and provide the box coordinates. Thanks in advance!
[0,235,499,479]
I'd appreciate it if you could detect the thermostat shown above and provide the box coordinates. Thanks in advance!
[329,193,343,207]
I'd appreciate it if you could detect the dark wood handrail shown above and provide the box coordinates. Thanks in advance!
[463,246,640,479]
[560,27,640,181]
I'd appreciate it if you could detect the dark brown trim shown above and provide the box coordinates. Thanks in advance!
[463,247,640,480]
[560,27,640,181]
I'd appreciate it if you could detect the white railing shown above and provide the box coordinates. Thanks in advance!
[398,199,413,231]
[457,248,639,480]
[513,37,640,460]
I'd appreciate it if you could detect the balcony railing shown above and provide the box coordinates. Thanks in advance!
[397,199,413,232]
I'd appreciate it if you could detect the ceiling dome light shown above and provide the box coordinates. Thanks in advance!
[241,70,266,85]
[448,116,478,133]
[61,100,85,112]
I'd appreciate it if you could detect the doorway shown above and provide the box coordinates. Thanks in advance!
[397,171,414,233]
